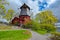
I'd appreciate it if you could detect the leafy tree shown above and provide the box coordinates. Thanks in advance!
[36,10,57,25]
[3,9,15,21]
[0,5,6,16]
[35,10,57,33]
[0,0,8,5]
[40,24,56,32]
[0,0,9,17]
[49,32,60,40]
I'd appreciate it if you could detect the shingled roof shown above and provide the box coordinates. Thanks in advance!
[20,3,30,10]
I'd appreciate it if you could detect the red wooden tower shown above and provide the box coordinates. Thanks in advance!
[12,3,31,25]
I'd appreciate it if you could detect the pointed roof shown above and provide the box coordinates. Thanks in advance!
[20,3,30,10]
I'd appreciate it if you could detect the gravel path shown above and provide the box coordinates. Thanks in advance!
[29,31,50,40]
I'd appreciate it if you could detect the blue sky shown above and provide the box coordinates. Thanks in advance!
[7,0,56,15]
[6,0,60,22]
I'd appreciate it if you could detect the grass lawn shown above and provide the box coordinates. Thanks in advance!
[0,30,31,40]
[0,24,12,30]
[36,30,47,35]
[33,30,47,35]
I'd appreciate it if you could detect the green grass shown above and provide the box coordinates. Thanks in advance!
[0,30,31,40]
[36,30,47,35]
[0,24,12,30]
[33,29,47,35]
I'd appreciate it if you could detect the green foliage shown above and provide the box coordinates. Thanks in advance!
[34,10,57,34]
[0,5,6,15]
[13,21,19,26]
[35,30,47,35]
[0,30,31,40]
[31,23,56,34]
[49,32,60,40]
[23,10,57,34]
[23,21,32,29]
[23,21,40,30]
[36,10,57,24]
[40,24,56,33]
[23,21,56,34]
[0,0,9,5]
[3,9,15,21]
[31,21,40,30]
[0,0,9,17]
[23,21,48,34]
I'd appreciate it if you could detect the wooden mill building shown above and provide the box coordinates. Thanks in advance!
[12,3,31,26]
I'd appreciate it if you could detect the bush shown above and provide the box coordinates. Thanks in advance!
[35,29,47,34]
[40,24,56,33]
[22,21,40,30]
[22,20,56,35]
[22,21,32,29]
[31,21,40,30]
[49,32,60,40]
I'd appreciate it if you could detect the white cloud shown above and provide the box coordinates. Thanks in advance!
[46,0,60,22]
[48,0,56,4]
[27,0,39,15]
[1,0,59,23]
[7,0,57,16]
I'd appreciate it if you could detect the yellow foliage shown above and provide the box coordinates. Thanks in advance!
[3,9,14,21]
[36,10,58,24]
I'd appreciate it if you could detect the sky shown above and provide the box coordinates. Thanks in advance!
[7,0,57,14]
[47,0,60,22]
[1,0,60,23]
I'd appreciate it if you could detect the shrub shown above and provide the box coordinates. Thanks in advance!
[14,21,19,26]
[31,21,40,30]
[40,24,56,33]
[22,21,40,30]
[49,32,60,40]
[22,21,32,29]
[22,21,56,34]
[35,29,47,34]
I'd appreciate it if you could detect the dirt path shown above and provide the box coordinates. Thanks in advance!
[29,31,50,40]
